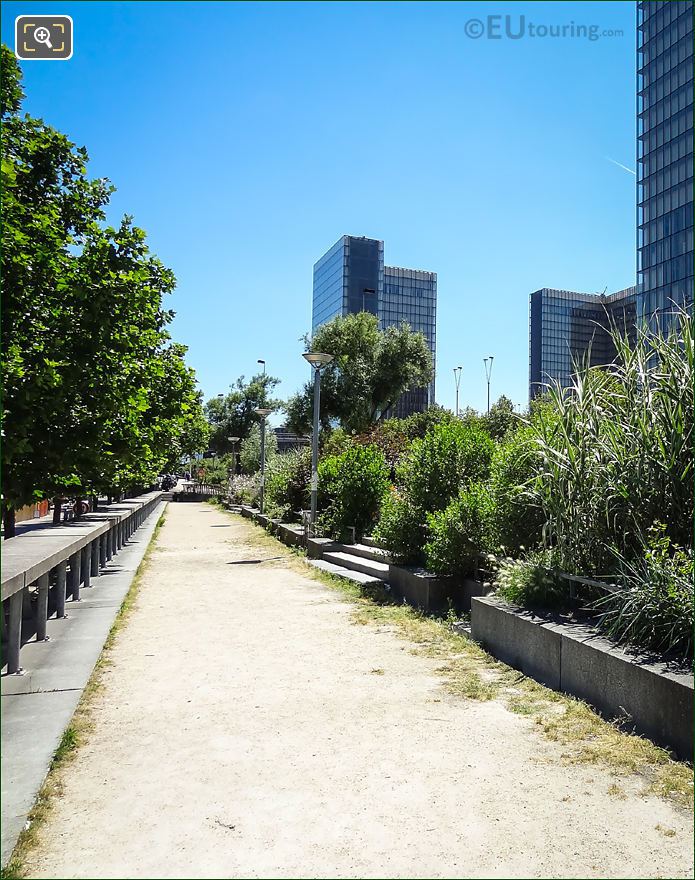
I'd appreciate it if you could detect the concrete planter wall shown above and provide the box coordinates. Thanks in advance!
[387,566,454,613]
[471,596,694,761]
[277,523,305,548]
[387,567,492,614]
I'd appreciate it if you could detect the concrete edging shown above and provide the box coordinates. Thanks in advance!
[470,595,694,760]
[388,567,493,614]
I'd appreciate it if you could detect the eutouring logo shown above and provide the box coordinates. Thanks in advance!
[464,15,624,42]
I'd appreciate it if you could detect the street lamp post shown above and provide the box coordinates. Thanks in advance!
[483,356,494,415]
[453,366,462,417]
[302,351,334,531]
[227,436,240,497]
[254,410,272,514]
[257,359,266,375]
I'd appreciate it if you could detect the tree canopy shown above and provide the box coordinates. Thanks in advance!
[204,372,281,455]
[285,313,433,435]
[1,45,207,532]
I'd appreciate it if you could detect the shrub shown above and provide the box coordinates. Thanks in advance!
[486,426,543,555]
[373,488,426,564]
[400,421,494,514]
[494,549,567,608]
[424,482,493,577]
[481,394,520,441]
[373,420,494,564]
[317,444,389,541]
[228,473,260,506]
[265,448,312,520]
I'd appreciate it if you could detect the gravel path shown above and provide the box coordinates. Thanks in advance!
[24,502,693,879]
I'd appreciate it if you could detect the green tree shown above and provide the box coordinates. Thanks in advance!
[205,372,281,454]
[285,313,433,434]
[239,423,278,474]
[1,47,208,532]
[482,394,519,440]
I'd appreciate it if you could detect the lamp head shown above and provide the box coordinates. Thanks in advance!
[302,352,334,368]
[228,436,240,443]
[254,408,272,418]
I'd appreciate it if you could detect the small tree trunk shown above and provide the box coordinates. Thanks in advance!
[53,497,62,524]
[91,494,98,511]
[3,505,16,539]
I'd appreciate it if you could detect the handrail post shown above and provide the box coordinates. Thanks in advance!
[55,560,67,618]
[81,545,91,590]
[91,539,100,578]
[69,551,81,601]
[36,573,50,641]
[7,589,24,674]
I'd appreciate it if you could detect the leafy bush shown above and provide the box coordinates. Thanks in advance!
[494,549,567,608]
[373,488,426,564]
[486,426,543,555]
[318,444,389,541]
[424,483,493,577]
[400,421,494,514]
[228,473,260,506]
[481,395,520,441]
[373,420,494,564]
[593,525,694,661]
[264,448,312,520]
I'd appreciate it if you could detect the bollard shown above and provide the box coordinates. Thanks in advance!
[7,590,24,674]
[91,539,100,578]
[55,560,67,618]
[69,551,81,601]
[36,573,50,641]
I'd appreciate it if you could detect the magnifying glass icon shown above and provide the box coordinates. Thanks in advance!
[34,26,53,49]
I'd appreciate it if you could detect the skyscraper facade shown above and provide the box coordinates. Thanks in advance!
[311,235,437,416]
[637,0,694,331]
[382,266,437,415]
[529,286,637,399]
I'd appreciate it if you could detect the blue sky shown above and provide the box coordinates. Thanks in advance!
[3,1,637,421]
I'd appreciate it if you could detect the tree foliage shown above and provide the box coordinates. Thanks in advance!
[285,313,433,434]
[1,46,207,529]
[204,372,281,455]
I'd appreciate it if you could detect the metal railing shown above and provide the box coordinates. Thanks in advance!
[1,491,163,675]
[181,483,225,496]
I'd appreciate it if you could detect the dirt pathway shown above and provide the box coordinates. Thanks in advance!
[23,502,693,879]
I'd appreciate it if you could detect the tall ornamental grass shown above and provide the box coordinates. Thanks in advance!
[528,308,693,576]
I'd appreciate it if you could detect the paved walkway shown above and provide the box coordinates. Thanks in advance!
[23,503,693,879]
[1,500,168,865]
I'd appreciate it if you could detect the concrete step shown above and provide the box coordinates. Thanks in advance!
[322,551,390,580]
[308,558,385,588]
[362,536,386,549]
[333,542,391,563]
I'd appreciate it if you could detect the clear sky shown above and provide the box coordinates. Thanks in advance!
[3,0,637,421]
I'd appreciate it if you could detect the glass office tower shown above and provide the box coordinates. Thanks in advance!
[637,0,694,331]
[529,286,637,399]
[382,266,437,416]
[312,236,437,416]
[312,236,383,334]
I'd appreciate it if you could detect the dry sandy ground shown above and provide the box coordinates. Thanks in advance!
[23,502,693,879]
